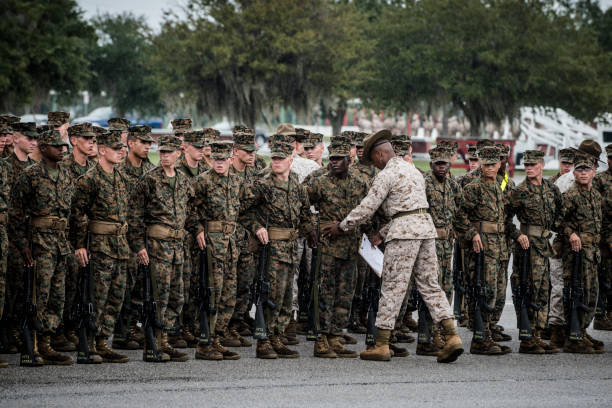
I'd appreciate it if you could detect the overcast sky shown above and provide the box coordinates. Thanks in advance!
[78,0,612,28]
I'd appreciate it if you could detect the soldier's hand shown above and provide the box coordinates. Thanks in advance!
[321,221,341,238]
[472,234,483,253]
[369,232,383,247]
[569,233,581,252]
[256,227,269,245]
[196,231,207,249]
[517,234,529,250]
[75,248,89,267]
[308,230,318,248]
[137,248,150,265]
[21,248,34,267]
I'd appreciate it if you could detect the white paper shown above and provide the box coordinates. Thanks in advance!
[358,234,384,278]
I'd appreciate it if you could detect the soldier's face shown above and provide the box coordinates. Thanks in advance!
[185,144,204,162]
[0,134,8,151]
[271,156,292,174]
[99,145,123,165]
[431,161,450,179]
[72,136,96,156]
[235,148,255,166]
[203,146,212,157]
[14,133,37,154]
[159,150,180,168]
[213,157,231,175]
[295,141,304,155]
[129,139,151,160]
[559,161,573,174]
[574,166,594,186]
[305,143,324,162]
[90,140,99,159]
[41,144,65,162]
[329,156,349,175]
[57,123,69,139]
[525,162,543,179]
[469,159,479,171]
[356,147,364,160]
[482,162,501,179]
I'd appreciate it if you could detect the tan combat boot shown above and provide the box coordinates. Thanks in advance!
[549,325,566,349]
[195,342,223,360]
[161,331,190,362]
[518,339,545,354]
[256,339,278,359]
[563,340,596,354]
[168,329,188,349]
[95,337,129,363]
[38,334,74,365]
[593,316,612,331]
[220,328,242,348]
[388,343,409,357]
[360,329,391,361]
[470,331,503,356]
[212,335,240,360]
[534,330,560,354]
[583,331,605,354]
[182,325,198,347]
[416,342,440,356]
[404,313,418,332]
[314,335,337,358]
[437,319,464,363]
[340,333,357,345]
[328,335,357,358]
[65,330,79,347]
[432,326,446,350]
[282,319,299,346]
[270,335,300,358]
[51,332,76,352]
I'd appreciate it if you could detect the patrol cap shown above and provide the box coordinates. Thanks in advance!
[97,131,123,149]
[573,151,595,169]
[391,134,412,156]
[158,134,182,152]
[268,133,296,145]
[328,136,352,158]
[37,125,52,134]
[476,139,495,151]
[269,141,294,159]
[38,130,69,146]
[429,147,451,163]
[606,144,612,158]
[0,126,12,135]
[352,132,368,148]
[276,123,297,137]
[303,133,323,148]
[0,114,20,127]
[467,145,478,160]
[559,148,574,164]
[341,131,358,146]
[171,118,192,134]
[523,150,544,164]
[108,117,130,131]
[47,111,70,127]
[12,122,38,138]
[361,129,393,165]
[232,125,256,151]
[202,128,220,145]
[437,140,457,155]
[479,146,501,164]
[210,141,234,159]
[496,143,510,158]
[92,126,107,137]
[295,127,310,143]
[129,125,154,142]
[183,130,205,148]
[68,122,96,138]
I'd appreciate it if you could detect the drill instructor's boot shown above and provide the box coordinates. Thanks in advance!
[360,329,391,361]
[437,319,464,363]
[95,337,129,363]
[38,334,74,365]
[270,335,300,358]
[328,335,357,358]
[583,331,605,353]
[256,339,278,359]
[549,325,566,349]
[389,343,409,357]
[161,331,190,362]
[314,335,337,358]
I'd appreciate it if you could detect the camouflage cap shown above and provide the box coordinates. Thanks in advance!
[276,123,297,136]
[328,136,352,158]
[171,118,192,134]
[496,143,510,158]
[303,132,323,148]
[391,134,412,156]
[295,127,310,142]
[183,130,205,148]
[202,128,220,145]
[268,133,296,145]
[437,140,458,155]
[93,126,107,137]
[0,126,12,135]
[68,122,96,138]
[37,125,52,134]
[574,151,595,169]
[210,141,234,159]
[523,149,545,164]
[38,130,69,146]
[340,130,358,145]
[269,141,294,159]
[467,145,478,160]
[47,111,70,127]
[12,122,38,138]
[479,146,501,165]
[97,130,123,149]
[108,117,130,131]
[476,139,495,151]
[232,125,256,151]
[429,147,451,163]
[558,148,574,163]
[0,114,20,128]
[129,125,154,142]
[158,134,182,152]
[606,144,612,158]
[352,132,368,148]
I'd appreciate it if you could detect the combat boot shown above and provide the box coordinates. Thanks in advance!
[220,328,242,348]
[295,321,309,336]
[416,342,440,356]
[340,333,357,345]
[65,330,79,347]
[161,332,190,362]
[404,313,418,332]
[583,331,605,354]
[182,326,198,347]
[281,334,299,346]
[142,333,170,362]
[9,327,23,352]
[394,330,415,343]
[518,339,545,354]
[593,316,612,331]
[0,358,7,368]
[213,335,240,360]
[314,335,337,358]
[563,340,596,354]
[195,343,223,360]
[348,318,367,334]
[437,319,464,363]
[432,327,446,350]
[95,337,129,363]
[37,334,74,365]
[168,327,188,349]
[549,325,566,349]
[328,335,358,358]
[270,335,300,358]
[534,330,560,354]
[256,339,278,359]
[51,332,77,352]
[389,343,409,357]
[540,326,552,340]
[470,338,503,356]
[360,329,391,361]
[491,327,512,342]
[225,327,252,347]
[283,319,299,345]
[112,328,140,350]
[131,323,145,347]
[237,320,252,337]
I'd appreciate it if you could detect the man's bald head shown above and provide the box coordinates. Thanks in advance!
[371,140,395,169]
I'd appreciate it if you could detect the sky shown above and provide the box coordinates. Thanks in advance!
[78,0,612,27]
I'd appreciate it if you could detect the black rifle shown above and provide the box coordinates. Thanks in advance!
[251,216,275,340]
[20,261,41,367]
[196,245,215,346]
[472,224,493,343]
[452,242,466,321]
[364,264,381,346]
[297,244,310,324]
[306,216,321,341]
[595,262,610,318]
[565,248,590,342]
[113,276,132,346]
[414,289,432,344]
[141,234,165,361]
[513,247,540,341]
[76,234,99,364]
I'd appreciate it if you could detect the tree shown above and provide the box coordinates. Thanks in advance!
[88,13,163,117]
[0,0,94,113]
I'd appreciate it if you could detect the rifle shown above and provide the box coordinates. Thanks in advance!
[251,216,276,340]
[414,289,432,344]
[306,216,321,341]
[297,244,310,324]
[472,223,493,343]
[513,247,540,341]
[113,276,132,346]
[76,233,99,364]
[565,247,590,342]
[452,242,466,321]
[20,260,41,367]
[196,244,215,346]
[595,262,610,319]
[364,263,381,346]
[141,233,165,361]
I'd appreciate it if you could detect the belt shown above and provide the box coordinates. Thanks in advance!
[88,220,128,236]
[0,212,7,225]
[147,224,185,240]
[580,232,600,246]
[520,224,551,239]
[207,220,236,235]
[392,208,429,220]
[31,216,68,231]
[436,226,451,240]
[479,221,505,234]
[268,227,298,241]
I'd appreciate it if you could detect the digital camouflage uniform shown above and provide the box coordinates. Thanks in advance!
[254,154,267,171]
[593,150,612,322]
[0,157,9,321]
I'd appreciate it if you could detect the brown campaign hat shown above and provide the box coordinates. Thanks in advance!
[276,123,297,136]
[571,139,603,164]
[361,129,393,165]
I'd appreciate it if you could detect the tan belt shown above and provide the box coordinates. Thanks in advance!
[580,233,600,246]
[207,220,236,235]
[89,220,128,236]
[31,216,68,231]
[520,224,551,239]
[436,226,451,240]
[268,227,298,241]
[0,212,7,225]
[147,224,185,240]
[392,208,429,220]
[479,221,504,234]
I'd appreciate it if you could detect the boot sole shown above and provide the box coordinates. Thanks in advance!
[437,346,463,363]
[416,352,440,356]
[222,355,241,360]
[336,353,358,358]
[314,353,337,358]
[42,359,74,366]
[277,354,300,359]
[256,354,278,359]
[102,358,130,363]
[169,357,190,362]
[195,356,223,360]
[391,352,409,358]
[359,355,391,361]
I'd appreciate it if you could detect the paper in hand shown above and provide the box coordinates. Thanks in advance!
[358,234,384,278]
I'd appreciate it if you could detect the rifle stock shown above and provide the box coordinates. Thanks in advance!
[141,233,165,362]
[306,216,321,342]
[452,242,466,320]
[472,224,492,343]
[567,248,590,342]
[77,234,98,364]
[197,247,215,346]
[20,262,40,367]
[415,289,432,344]
[514,247,540,341]
[253,216,275,340]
